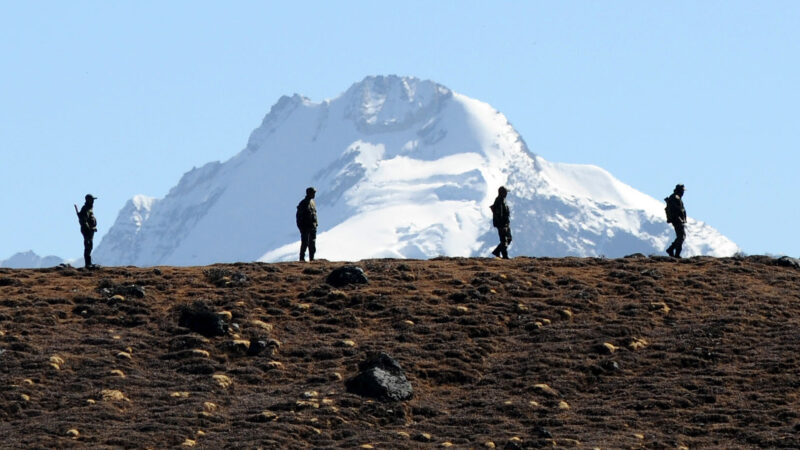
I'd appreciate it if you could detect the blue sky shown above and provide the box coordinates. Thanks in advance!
[1,1,798,260]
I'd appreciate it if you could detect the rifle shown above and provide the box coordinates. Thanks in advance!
[74,204,79,216]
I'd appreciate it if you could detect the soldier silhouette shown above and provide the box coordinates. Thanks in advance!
[296,187,318,262]
[490,186,511,259]
[75,194,98,269]
[665,184,687,258]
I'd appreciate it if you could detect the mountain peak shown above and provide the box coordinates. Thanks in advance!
[342,75,452,133]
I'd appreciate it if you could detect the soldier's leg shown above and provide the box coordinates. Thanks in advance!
[83,234,93,268]
[500,227,510,259]
[674,222,686,257]
[308,228,316,261]
[492,228,503,257]
[300,231,308,261]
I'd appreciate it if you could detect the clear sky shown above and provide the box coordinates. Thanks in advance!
[2,1,798,260]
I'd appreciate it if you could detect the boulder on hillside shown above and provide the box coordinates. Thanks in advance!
[345,352,412,402]
[776,256,800,269]
[326,266,369,287]
[178,302,228,337]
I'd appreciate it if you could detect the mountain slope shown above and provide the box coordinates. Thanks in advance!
[95,76,737,266]
[1,256,799,447]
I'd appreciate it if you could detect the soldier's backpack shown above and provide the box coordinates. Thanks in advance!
[489,202,499,228]
[664,197,673,224]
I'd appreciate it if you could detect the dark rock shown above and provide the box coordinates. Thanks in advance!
[600,360,621,373]
[247,338,268,356]
[153,268,163,276]
[345,352,412,401]
[178,302,228,337]
[776,256,800,269]
[623,253,647,259]
[0,278,18,287]
[326,266,369,287]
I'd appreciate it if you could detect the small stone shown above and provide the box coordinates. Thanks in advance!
[267,338,282,348]
[20,394,30,402]
[49,363,61,370]
[331,372,343,381]
[455,306,469,314]
[558,400,570,410]
[111,294,125,301]
[86,399,96,405]
[196,430,205,437]
[321,398,334,405]
[50,355,65,366]
[413,432,433,442]
[216,311,232,321]
[212,374,232,388]
[484,442,496,448]
[593,342,617,354]
[171,392,190,398]
[558,309,573,320]
[540,318,551,325]
[295,400,319,409]
[101,389,129,402]
[402,320,415,327]
[191,349,210,358]
[66,429,80,439]
[203,402,218,413]
[396,432,410,439]
[257,411,278,421]
[267,361,283,369]
[627,337,649,350]
[22,379,34,385]
[116,351,132,360]
[338,339,357,347]
[649,302,671,314]
[295,303,311,311]
[109,369,126,378]
[529,400,540,407]
[302,390,319,399]
[441,443,454,447]
[515,303,528,312]
[634,433,645,439]
[360,445,374,449]
[533,384,559,397]
[181,438,196,447]
[250,320,273,332]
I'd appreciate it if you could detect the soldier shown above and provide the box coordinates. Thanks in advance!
[490,186,512,259]
[296,187,318,262]
[665,184,687,258]
[75,194,98,269]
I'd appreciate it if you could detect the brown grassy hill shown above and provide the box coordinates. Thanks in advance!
[1,256,799,449]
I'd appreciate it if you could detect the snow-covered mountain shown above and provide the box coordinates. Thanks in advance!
[0,251,64,269]
[94,75,738,266]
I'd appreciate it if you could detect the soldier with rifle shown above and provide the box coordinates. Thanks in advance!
[75,194,98,269]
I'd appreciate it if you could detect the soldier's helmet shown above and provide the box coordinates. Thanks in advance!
[498,186,507,195]
[306,187,316,196]
[674,184,685,193]
[85,194,98,202]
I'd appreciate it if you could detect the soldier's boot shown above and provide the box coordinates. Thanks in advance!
[299,252,306,262]
[309,251,315,262]
[666,245,674,257]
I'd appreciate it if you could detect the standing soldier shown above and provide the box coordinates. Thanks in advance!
[490,186,512,259]
[665,184,687,258]
[296,187,318,262]
[75,194,98,269]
